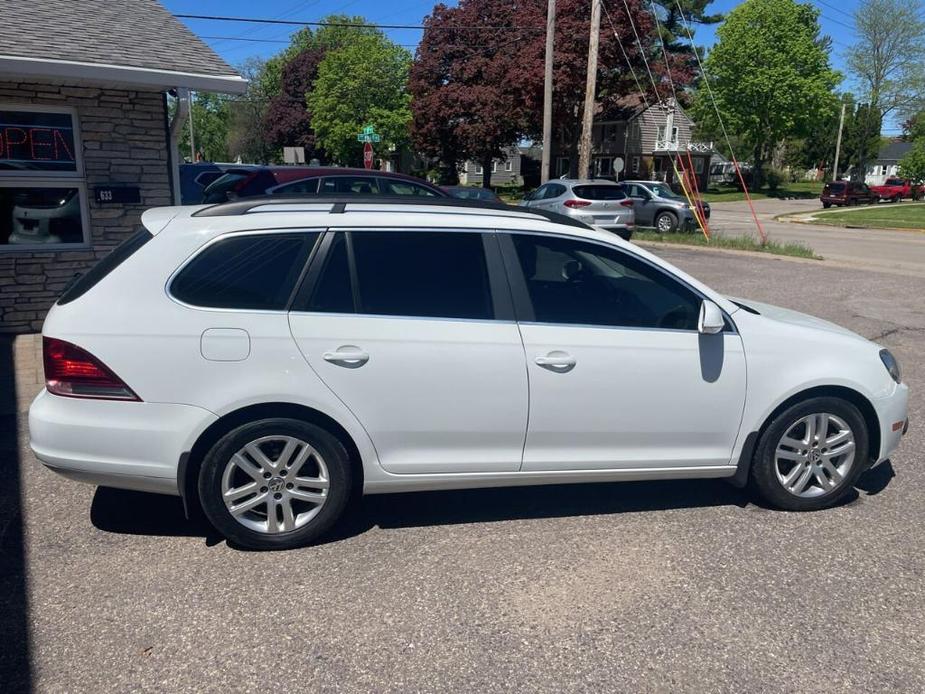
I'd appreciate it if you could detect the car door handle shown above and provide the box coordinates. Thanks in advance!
[535,351,576,371]
[323,347,369,368]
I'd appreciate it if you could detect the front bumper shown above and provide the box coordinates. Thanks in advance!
[873,383,909,463]
[29,389,217,495]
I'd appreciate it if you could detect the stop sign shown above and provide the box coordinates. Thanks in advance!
[363,141,374,169]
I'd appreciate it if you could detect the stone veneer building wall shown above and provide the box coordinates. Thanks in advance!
[0,81,170,333]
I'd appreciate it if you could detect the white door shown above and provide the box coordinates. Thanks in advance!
[505,233,747,471]
[289,230,528,475]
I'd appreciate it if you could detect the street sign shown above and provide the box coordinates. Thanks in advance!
[613,156,625,174]
[357,125,380,170]
[363,141,374,170]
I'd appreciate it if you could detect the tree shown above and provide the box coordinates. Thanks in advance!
[411,0,686,185]
[899,140,925,182]
[307,32,412,165]
[847,0,925,169]
[263,48,325,158]
[178,92,230,162]
[692,0,840,186]
[227,57,277,164]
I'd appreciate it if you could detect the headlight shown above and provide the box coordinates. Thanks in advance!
[880,349,902,383]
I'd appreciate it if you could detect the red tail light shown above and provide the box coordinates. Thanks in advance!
[563,199,591,208]
[43,337,140,401]
[620,199,634,208]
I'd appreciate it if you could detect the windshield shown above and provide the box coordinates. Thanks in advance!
[648,183,683,200]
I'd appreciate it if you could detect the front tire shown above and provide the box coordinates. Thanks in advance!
[822,202,831,209]
[655,211,679,233]
[749,397,868,511]
[198,418,352,550]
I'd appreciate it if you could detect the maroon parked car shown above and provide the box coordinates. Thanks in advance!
[820,180,877,208]
[202,167,446,203]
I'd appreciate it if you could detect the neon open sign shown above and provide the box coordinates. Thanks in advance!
[0,109,77,173]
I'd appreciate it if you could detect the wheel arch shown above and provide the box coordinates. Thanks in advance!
[178,402,364,516]
[730,384,880,487]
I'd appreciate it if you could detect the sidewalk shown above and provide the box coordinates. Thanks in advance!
[1,334,43,415]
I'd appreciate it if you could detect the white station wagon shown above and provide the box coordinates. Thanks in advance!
[30,197,908,550]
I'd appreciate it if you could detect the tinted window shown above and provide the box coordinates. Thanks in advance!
[202,172,249,203]
[448,186,496,201]
[319,176,379,195]
[171,232,317,310]
[379,179,440,197]
[352,232,492,319]
[545,183,567,199]
[826,182,846,193]
[274,178,320,195]
[572,185,626,200]
[512,234,701,330]
[308,233,354,313]
[58,228,152,305]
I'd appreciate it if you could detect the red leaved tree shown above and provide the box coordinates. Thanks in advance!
[263,47,326,159]
[411,0,696,184]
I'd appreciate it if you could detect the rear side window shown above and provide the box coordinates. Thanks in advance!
[58,228,152,305]
[352,231,493,320]
[572,185,626,200]
[171,232,318,310]
[319,176,379,195]
[378,179,440,197]
[273,178,320,195]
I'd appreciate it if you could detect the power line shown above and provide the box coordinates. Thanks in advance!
[812,0,855,21]
[176,13,544,32]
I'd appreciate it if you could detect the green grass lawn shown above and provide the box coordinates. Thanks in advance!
[701,181,823,203]
[632,229,819,259]
[810,203,925,230]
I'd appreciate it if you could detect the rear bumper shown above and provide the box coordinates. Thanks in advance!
[29,389,216,495]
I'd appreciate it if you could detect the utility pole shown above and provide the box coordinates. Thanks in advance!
[832,100,846,181]
[540,0,556,183]
[188,90,196,162]
[578,0,601,180]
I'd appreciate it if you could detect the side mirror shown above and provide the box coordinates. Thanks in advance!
[698,300,725,335]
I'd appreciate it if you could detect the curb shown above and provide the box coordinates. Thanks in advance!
[633,240,823,263]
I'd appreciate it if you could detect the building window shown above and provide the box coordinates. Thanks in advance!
[556,157,570,177]
[694,157,704,174]
[1,106,88,249]
[602,123,619,143]
[504,160,513,172]
[631,156,640,174]
[474,162,483,175]
[492,161,498,174]
[594,157,614,178]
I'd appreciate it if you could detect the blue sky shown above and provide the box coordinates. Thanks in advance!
[164,0,896,132]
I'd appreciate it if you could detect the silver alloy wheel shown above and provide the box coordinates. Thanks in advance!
[774,413,856,498]
[221,435,329,534]
[656,213,674,232]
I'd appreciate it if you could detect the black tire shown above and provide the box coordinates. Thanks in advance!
[822,202,831,209]
[655,210,679,233]
[198,418,352,550]
[749,396,868,511]
[893,195,902,203]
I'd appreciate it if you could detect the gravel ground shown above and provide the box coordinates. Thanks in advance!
[1,247,923,693]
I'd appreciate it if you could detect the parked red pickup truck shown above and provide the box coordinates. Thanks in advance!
[869,177,923,202]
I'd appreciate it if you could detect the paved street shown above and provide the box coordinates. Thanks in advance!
[708,198,925,277]
[2,247,924,692]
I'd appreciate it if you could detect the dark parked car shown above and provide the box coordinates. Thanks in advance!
[179,163,259,205]
[821,181,877,208]
[442,185,502,203]
[201,167,446,203]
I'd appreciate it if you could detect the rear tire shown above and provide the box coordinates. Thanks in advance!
[198,418,352,550]
[822,202,831,209]
[749,397,868,511]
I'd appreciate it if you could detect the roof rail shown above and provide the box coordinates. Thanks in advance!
[192,195,592,230]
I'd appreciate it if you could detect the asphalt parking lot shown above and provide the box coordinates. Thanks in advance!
[1,246,923,692]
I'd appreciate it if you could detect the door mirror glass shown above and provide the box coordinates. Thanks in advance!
[698,300,725,335]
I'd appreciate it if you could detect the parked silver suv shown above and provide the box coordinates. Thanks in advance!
[520,179,634,239]
[617,180,710,233]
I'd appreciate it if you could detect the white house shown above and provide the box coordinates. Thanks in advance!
[866,142,912,186]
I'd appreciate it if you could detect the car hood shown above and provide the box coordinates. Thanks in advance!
[728,297,866,341]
